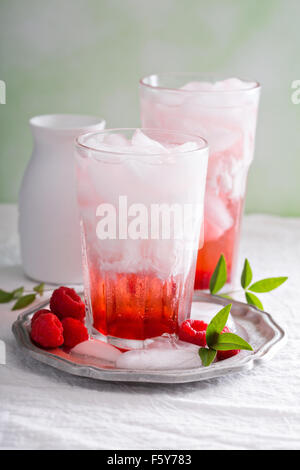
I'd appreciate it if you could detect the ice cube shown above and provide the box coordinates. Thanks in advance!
[204,190,234,242]
[104,133,131,147]
[182,78,257,92]
[172,141,199,153]
[152,92,186,107]
[208,126,240,154]
[181,78,258,109]
[215,78,257,91]
[81,131,132,155]
[131,129,169,154]
[145,335,197,350]
[71,338,122,362]
[181,81,214,92]
[180,114,240,154]
[116,339,201,370]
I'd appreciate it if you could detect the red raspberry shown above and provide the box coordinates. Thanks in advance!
[217,349,240,361]
[178,319,208,347]
[179,321,240,360]
[50,287,85,322]
[222,326,230,333]
[61,317,89,349]
[217,325,240,361]
[31,313,64,349]
[31,309,52,327]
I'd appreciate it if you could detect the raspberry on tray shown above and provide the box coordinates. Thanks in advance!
[30,312,64,349]
[178,319,208,347]
[217,349,240,361]
[61,317,89,349]
[50,286,85,322]
[178,320,240,360]
[31,309,52,327]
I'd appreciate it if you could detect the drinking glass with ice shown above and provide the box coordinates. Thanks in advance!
[75,128,208,349]
[139,75,261,290]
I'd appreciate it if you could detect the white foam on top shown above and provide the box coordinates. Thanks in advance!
[181,78,257,92]
[81,129,199,156]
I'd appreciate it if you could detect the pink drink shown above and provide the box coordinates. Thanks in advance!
[139,75,261,290]
[75,129,208,348]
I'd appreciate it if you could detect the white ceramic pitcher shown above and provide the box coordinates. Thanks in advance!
[19,114,105,284]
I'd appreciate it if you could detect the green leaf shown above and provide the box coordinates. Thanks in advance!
[33,282,45,296]
[241,258,253,289]
[206,304,232,348]
[249,277,288,293]
[199,348,217,367]
[12,287,24,299]
[212,332,253,351]
[0,289,14,303]
[245,291,263,310]
[209,254,227,294]
[12,294,36,310]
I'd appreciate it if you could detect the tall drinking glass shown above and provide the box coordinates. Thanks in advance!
[139,74,261,290]
[75,128,208,349]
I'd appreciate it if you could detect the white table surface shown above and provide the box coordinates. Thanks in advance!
[0,204,299,450]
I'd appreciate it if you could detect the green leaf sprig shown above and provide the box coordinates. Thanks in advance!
[0,282,44,310]
[199,304,253,367]
[209,254,288,310]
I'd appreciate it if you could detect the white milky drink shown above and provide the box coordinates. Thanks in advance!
[140,75,261,290]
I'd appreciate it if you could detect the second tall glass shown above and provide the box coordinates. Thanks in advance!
[140,74,261,290]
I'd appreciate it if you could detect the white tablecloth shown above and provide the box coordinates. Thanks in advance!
[0,204,299,450]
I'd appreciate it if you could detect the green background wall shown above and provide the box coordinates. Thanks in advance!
[0,0,299,215]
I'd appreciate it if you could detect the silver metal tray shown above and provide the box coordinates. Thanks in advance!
[12,293,286,384]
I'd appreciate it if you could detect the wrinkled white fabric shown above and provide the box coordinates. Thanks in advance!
[0,205,299,450]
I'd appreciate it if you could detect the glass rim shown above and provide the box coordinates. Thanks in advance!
[76,128,208,157]
[139,73,261,94]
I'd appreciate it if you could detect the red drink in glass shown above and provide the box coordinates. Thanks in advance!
[75,128,208,348]
[89,270,197,340]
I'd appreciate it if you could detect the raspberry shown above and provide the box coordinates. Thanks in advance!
[61,317,89,349]
[179,321,240,360]
[217,349,240,361]
[178,319,208,347]
[216,326,240,360]
[30,313,64,349]
[50,286,85,322]
[31,309,52,327]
